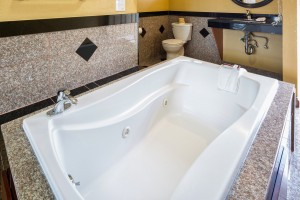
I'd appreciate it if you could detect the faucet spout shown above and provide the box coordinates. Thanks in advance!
[246,10,251,20]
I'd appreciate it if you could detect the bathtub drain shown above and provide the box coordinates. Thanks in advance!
[122,127,130,138]
[68,174,80,186]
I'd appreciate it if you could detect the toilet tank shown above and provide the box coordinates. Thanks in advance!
[172,23,193,42]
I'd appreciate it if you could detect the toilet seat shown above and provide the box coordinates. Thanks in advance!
[162,22,192,60]
[162,39,184,60]
[162,39,184,46]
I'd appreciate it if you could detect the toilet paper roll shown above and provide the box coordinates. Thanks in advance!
[139,27,143,34]
[179,18,185,24]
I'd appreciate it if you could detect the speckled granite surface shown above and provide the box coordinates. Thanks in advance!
[139,15,222,67]
[228,82,294,199]
[0,80,294,200]
[169,16,222,65]
[139,15,171,66]
[1,107,55,200]
[225,62,282,81]
[0,23,138,115]
[288,108,300,199]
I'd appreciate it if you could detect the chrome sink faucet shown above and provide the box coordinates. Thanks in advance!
[47,89,78,116]
[246,10,252,20]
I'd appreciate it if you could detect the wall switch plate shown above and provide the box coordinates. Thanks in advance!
[116,0,125,11]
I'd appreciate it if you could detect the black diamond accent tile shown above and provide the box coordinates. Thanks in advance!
[200,28,210,38]
[76,38,98,61]
[141,28,146,37]
[159,25,165,34]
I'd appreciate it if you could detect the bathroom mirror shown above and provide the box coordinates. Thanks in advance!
[232,0,273,8]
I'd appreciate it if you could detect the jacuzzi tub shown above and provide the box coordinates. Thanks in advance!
[23,56,278,200]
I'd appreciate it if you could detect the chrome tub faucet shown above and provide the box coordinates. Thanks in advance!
[47,89,78,116]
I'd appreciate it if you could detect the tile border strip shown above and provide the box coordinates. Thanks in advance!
[0,11,278,37]
[139,11,169,17]
[0,13,138,38]
[140,11,278,19]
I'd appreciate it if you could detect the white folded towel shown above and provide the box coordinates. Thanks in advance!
[218,64,242,93]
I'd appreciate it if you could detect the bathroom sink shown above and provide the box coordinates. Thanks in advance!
[231,19,266,23]
[208,18,282,34]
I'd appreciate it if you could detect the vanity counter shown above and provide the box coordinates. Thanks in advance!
[208,18,282,34]
[1,81,294,200]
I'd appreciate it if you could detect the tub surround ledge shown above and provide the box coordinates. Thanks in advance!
[0,79,295,199]
[228,81,294,199]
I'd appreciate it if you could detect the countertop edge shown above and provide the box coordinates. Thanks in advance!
[228,81,294,199]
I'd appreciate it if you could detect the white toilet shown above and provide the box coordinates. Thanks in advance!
[162,22,193,60]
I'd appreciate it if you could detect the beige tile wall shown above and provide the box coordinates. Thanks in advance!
[139,15,171,66]
[169,16,222,64]
[0,23,138,115]
[139,15,222,66]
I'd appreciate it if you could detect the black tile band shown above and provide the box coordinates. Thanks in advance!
[0,65,143,126]
[168,11,278,19]
[139,11,278,20]
[0,11,278,37]
[0,13,138,38]
[139,11,169,18]
[0,99,55,126]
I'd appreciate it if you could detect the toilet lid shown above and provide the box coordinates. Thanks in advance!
[162,39,183,45]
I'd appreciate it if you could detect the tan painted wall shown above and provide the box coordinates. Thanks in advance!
[223,30,282,73]
[0,0,137,22]
[138,0,169,12]
[283,0,298,93]
[298,0,300,95]
[170,0,278,14]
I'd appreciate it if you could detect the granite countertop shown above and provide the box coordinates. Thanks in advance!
[207,18,282,35]
[1,81,294,200]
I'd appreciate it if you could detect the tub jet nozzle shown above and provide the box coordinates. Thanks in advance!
[122,127,130,138]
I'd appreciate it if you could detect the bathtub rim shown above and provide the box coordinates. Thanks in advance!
[170,72,279,199]
[22,56,279,200]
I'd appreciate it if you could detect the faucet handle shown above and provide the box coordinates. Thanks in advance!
[57,89,71,102]
[246,10,251,20]
[57,89,70,96]
[63,90,71,95]
[58,89,78,104]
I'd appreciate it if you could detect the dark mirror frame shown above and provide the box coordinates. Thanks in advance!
[232,0,273,8]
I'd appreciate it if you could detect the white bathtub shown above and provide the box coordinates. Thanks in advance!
[23,56,278,200]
